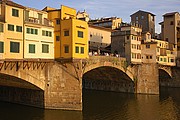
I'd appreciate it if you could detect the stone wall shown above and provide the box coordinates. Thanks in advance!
[0,85,44,107]
[160,67,180,87]
[136,63,159,94]
[44,62,82,110]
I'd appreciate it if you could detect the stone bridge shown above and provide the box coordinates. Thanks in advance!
[0,56,178,111]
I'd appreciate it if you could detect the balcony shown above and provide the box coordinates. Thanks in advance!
[44,18,53,27]
[25,17,53,27]
[26,17,40,24]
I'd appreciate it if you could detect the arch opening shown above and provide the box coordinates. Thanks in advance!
[0,73,44,108]
[159,69,172,87]
[83,66,135,93]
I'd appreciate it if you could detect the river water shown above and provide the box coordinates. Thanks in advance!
[0,87,180,120]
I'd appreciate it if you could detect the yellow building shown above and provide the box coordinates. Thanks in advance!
[24,7,54,59]
[0,0,24,59]
[44,5,88,59]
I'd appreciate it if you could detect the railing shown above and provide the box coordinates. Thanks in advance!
[25,17,53,27]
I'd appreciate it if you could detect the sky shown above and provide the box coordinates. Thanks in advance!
[13,0,180,34]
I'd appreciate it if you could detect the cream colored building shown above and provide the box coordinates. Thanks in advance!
[24,7,54,59]
[143,32,176,66]
[88,25,111,54]
[76,10,90,22]
[89,17,122,30]
[111,23,142,64]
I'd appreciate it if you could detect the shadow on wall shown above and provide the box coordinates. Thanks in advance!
[0,73,44,108]
[82,66,135,93]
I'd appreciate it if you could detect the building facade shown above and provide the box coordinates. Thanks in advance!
[111,23,142,64]
[88,25,111,55]
[0,0,24,59]
[160,12,180,58]
[44,5,88,59]
[24,7,54,59]
[131,10,155,38]
[89,17,122,30]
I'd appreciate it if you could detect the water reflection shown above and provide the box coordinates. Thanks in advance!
[0,87,179,120]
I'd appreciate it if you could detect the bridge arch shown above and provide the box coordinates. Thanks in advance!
[158,65,172,78]
[83,62,134,81]
[0,70,45,90]
[83,66,135,93]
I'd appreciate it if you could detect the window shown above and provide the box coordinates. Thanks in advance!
[29,44,35,53]
[132,44,136,49]
[170,21,174,25]
[12,8,19,17]
[132,53,136,59]
[81,47,84,54]
[78,31,83,38]
[141,16,144,19]
[10,41,19,53]
[160,58,163,61]
[137,45,141,50]
[42,30,45,36]
[26,28,38,35]
[64,30,69,36]
[136,16,138,20]
[56,36,60,41]
[16,26,22,32]
[90,34,92,37]
[170,59,174,63]
[56,19,60,24]
[150,56,152,59]
[0,42,4,53]
[42,44,49,53]
[146,44,150,49]
[42,30,52,37]
[75,46,79,53]
[127,36,129,40]
[27,28,30,34]
[164,58,167,62]
[65,45,69,53]
[8,24,14,31]
[35,29,38,35]
[0,23,3,32]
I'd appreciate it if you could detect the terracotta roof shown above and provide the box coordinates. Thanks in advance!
[163,12,179,17]
[0,0,25,9]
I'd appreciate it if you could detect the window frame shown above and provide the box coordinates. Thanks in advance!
[0,41,4,53]
[8,24,14,31]
[78,31,83,38]
[16,26,22,32]
[12,8,19,17]
[42,44,49,53]
[10,41,20,53]
[29,44,35,53]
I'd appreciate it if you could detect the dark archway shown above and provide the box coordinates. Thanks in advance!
[0,73,44,108]
[159,69,172,87]
[83,66,135,93]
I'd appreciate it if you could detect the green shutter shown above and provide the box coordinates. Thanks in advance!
[0,24,4,32]
[10,41,19,53]
[75,46,79,53]
[0,42,4,53]
[29,44,35,53]
[81,47,84,54]
[42,44,49,53]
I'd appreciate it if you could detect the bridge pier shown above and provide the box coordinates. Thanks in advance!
[135,63,159,94]
[44,61,83,110]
